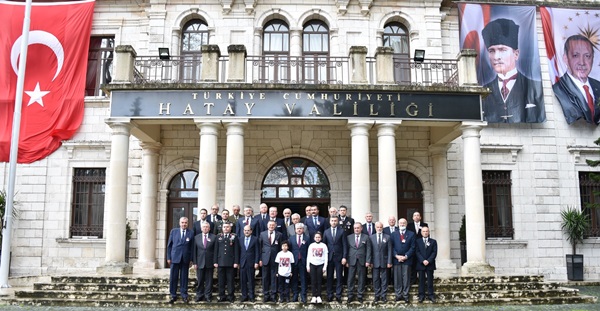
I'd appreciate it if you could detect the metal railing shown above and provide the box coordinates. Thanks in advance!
[131,54,459,86]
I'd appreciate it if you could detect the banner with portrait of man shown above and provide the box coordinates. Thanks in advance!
[458,3,546,124]
[541,7,600,125]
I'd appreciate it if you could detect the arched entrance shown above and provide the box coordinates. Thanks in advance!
[166,170,198,266]
[261,157,331,217]
[396,171,424,221]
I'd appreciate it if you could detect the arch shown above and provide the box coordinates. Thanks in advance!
[378,11,419,40]
[255,8,296,29]
[172,8,214,30]
[296,9,336,30]
[160,157,199,191]
[252,147,339,191]
[396,158,431,192]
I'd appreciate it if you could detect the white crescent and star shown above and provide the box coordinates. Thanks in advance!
[10,30,65,107]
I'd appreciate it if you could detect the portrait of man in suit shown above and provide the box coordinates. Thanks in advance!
[289,223,309,303]
[167,217,194,304]
[481,18,545,123]
[392,218,415,303]
[191,221,217,302]
[237,206,259,237]
[553,34,600,125]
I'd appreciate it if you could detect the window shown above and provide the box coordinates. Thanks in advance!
[382,22,410,85]
[86,36,114,96]
[396,171,424,221]
[70,168,106,238]
[261,19,290,83]
[181,20,209,83]
[482,171,514,238]
[302,20,330,83]
[580,172,600,236]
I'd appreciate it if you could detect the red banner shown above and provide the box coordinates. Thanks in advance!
[0,0,95,163]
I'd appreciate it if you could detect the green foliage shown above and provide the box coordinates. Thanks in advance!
[561,206,591,255]
[0,190,21,246]
[459,215,466,242]
[585,137,600,210]
[126,221,133,241]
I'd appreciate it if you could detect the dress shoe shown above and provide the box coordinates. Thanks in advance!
[358,297,363,303]
[336,297,342,303]
[430,297,436,303]
[229,297,235,303]
[418,297,424,303]
[218,297,226,303]
[395,297,402,302]
[240,297,248,303]
[301,297,307,303]
[168,298,176,304]
[380,297,387,303]
[250,298,256,302]
[292,295,298,302]
[374,297,379,303]
[195,296,203,303]
[404,298,410,303]
[205,298,212,303]
[183,298,189,304]
[347,297,354,303]
[327,296,333,302]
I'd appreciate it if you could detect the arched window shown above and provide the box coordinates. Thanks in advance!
[396,171,423,221]
[180,20,209,82]
[302,20,330,83]
[383,22,410,84]
[262,19,290,83]
[261,157,330,215]
[167,170,198,234]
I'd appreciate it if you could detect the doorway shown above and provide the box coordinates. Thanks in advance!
[396,171,424,221]
[166,170,198,267]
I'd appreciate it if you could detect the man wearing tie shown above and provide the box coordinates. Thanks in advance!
[408,212,427,285]
[193,208,214,237]
[345,222,372,303]
[239,225,260,302]
[392,218,415,303]
[305,205,325,241]
[383,215,399,287]
[323,217,347,303]
[230,204,242,223]
[237,206,259,237]
[416,226,437,303]
[167,217,194,304]
[268,206,288,240]
[191,222,217,302]
[370,222,392,303]
[361,212,375,236]
[208,204,222,224]
[255,203,269,232]
[214,223,239,303]
[259,220,283,302]
[289,223,309,303]
[283,208,292,228]
[287,213,301,238]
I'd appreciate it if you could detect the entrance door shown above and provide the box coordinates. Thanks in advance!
[396,171,424,221]
[166,170,198,266]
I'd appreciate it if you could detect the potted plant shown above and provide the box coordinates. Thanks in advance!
[0,190,20,263]
[560,206,590,281]
[459,215,467,265]
[125,221,133,263]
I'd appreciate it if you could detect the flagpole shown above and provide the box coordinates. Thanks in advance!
[0,0,33,288]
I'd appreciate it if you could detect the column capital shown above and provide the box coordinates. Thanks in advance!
[347,121,371,136]
[194,120,221,136]
[376,123,399,137]
[428,143,449,157]
[225,121,247,136]
[139,142,162,154]
[459,121,486,137]
[106,118,132,135]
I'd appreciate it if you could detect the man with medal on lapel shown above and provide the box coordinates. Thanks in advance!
[391,218,415,303]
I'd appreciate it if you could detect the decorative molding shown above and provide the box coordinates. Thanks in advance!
[62,140,111,159]
[480,143,523,162]
[244,0,256,14]
[220,0,232,14]
[335,0,348,15]
[567,145,600,164]
[357,0,372,16]
[485,239,527,247]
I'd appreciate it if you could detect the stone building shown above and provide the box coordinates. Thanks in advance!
[1,0,600,281]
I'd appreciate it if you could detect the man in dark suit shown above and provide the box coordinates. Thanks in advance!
[254,203,269,232]
[213,209,236,235]
[345,222,372,303]
[416,226,437,303]
[237,205,260,237]
[305,205,325,241]
[392,218,415,303]
[289,222,309,303]
[193,208,214,237]
[214,223,239,303]
[361,212,375,236]
[383,215,399,287]
[268,206,287,240]
[338,205,355,236]
[167,217,194,304]
[230,204,242,223]
[370,222,392,303]
[239,224,260,302]
[287,213,301,238]
[299,205,312,224]
[259,220,283,302]
[208,204,222,224]
[481,18,545,123]
[408,212,427,285]
[553,34,600,125]
[323,217,347,303]
[191,222,217,302]
[283,208,293,228]
[324,206,338,231]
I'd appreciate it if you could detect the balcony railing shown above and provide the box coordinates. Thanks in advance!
[120,45,472,87]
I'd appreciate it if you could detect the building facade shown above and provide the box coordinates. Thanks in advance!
[1,0,600,281]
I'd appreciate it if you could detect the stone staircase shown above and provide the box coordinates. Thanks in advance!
[3,274,596,308]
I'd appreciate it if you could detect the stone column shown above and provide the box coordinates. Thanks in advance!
[460,122,494,275]
[224,121,247,212]
[349,122,371,221]
[375,46,394,84]
[201,45,221,82]
[458,49,478,86]
[227,45,247,83]
[349,46,368,84]
[113,46,137,84]
[429,144,457,275]
[377,123,398,220]
[97,120,133,274]
[135,142,162,270]
[196,121,220,211]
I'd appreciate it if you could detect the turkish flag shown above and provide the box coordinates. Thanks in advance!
[0,0,95,163]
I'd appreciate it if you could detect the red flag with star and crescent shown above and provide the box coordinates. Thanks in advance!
[0,0,95,164]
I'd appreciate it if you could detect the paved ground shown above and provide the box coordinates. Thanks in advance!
[1,286,599,310]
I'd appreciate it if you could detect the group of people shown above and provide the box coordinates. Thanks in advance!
[166,204,438,305]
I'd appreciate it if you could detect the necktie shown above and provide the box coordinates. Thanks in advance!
[378,233,381,245]
[297,236,302,259]
[181,230,185,240]
[499,73,517,100]
[245,217,249,225]
[424,238,428,247]
[286,218,290,226]
[245,237,250,250]
[368,224,372,235]
[355,235,359,248]
[332,228,336,239]
[401,231,405,240]
[203,234,207,248]
[584,85,596,120]
[391,227,395,233]
[313,217,317,227]
[270,232,273,244]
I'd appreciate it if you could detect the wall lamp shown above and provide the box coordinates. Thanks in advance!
[158,47,170,60]
[414,49,425,63]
